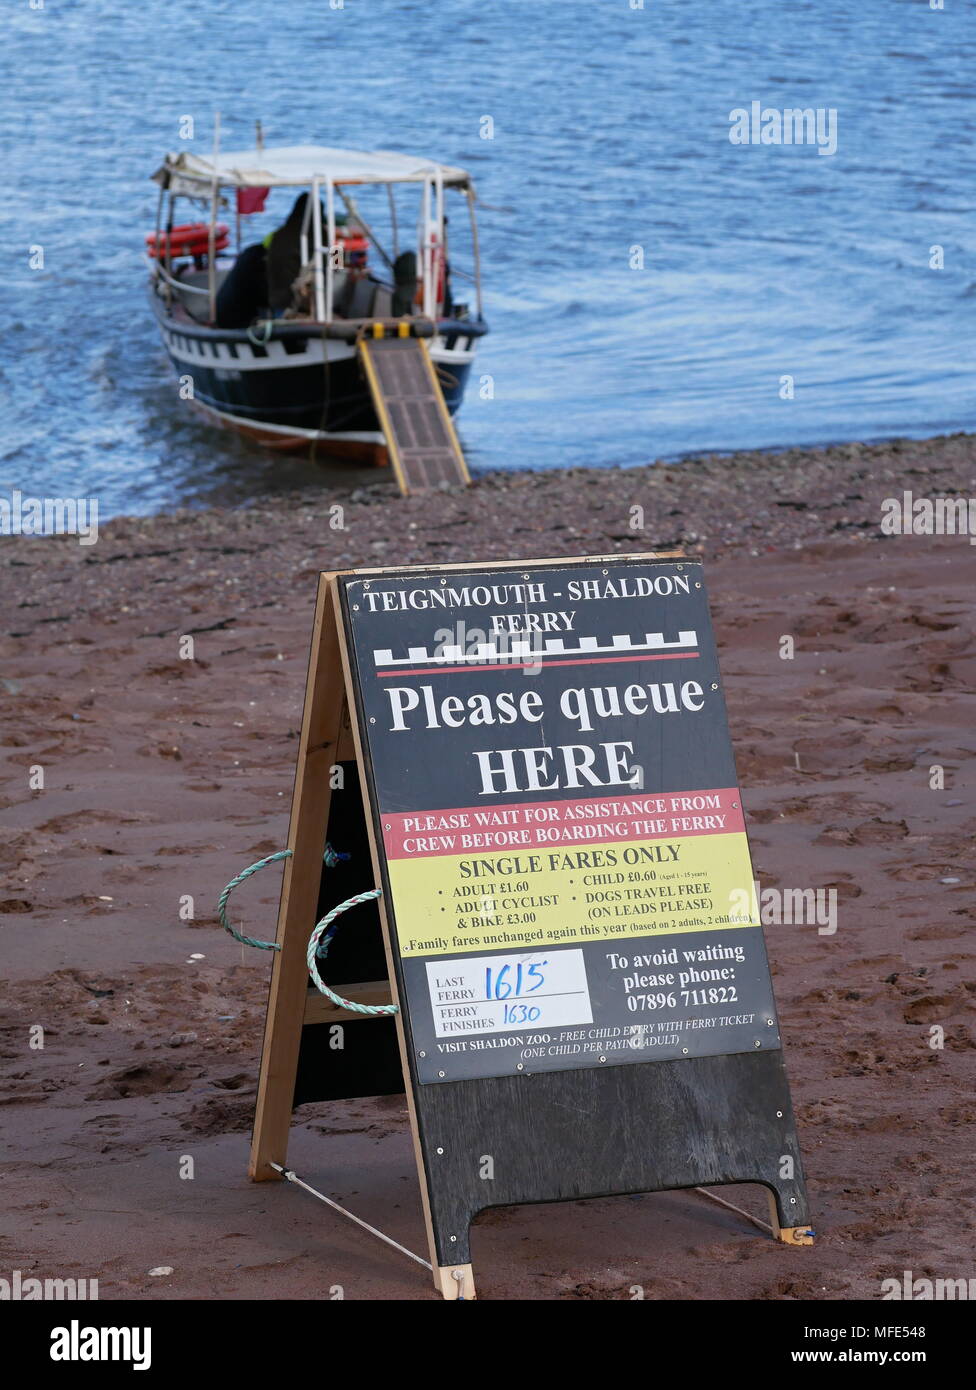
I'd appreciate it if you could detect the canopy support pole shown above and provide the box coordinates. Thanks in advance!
[421,175,432,320]
[434,169,445,318]
[325,177,336,323]
[300,191,313,281]
[466,186,483,321]
[163,190,175,303]
[153,180,166,302]
[207,112,222,323]
[311,176,326,323]
[337,189,393,272]
[387,181,399,258]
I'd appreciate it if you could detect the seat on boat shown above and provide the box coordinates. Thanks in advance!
[171,265,232,323]
[332,274,393,320]
[339,274,377,319]
[171,261,396,327]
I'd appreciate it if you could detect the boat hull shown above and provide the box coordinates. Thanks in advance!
[149,292,483,457]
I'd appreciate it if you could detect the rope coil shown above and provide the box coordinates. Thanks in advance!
[307,888,398,1016]
[217,849,290,951]
[217,845,399,1017]
[217,844,347,951]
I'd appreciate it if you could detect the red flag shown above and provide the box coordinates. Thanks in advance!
[237,187,269,215]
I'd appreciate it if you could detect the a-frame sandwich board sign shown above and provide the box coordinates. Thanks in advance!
[249,554,812,1300]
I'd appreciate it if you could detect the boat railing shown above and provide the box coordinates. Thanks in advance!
[147,256,211,296]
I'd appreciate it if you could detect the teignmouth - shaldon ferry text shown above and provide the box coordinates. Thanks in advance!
[146,137,489,492]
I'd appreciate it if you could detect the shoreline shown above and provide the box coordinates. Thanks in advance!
[3,431,975,581]
[1,429,974,1300]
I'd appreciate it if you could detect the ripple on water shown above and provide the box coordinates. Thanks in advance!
[2,0,974,515]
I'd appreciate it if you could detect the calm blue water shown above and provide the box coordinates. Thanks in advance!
[2,0,974,516]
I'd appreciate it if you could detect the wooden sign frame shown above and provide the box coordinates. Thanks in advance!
[248,557,812,1301]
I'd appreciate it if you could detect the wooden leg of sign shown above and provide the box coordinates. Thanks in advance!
[248,574,346,1182]
[766,1189,815,1245]
[330,583,482,1300]
[434,1264,476,1301]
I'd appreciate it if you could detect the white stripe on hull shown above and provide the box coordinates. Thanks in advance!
[159,326,477,373]
[161,332,355,371]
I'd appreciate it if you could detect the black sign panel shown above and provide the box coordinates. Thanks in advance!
[340,559,778,1085]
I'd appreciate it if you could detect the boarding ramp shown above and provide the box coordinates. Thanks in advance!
[358,332,471,495]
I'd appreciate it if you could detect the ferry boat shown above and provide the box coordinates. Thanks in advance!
[146,141,488,462]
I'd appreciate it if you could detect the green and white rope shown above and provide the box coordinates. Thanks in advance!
[217,844,398,1017]
[217,844,347,951]
[307,888,400,1017]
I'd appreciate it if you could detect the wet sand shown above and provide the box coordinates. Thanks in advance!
[1,432,974,1300]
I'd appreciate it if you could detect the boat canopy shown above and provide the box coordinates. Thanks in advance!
[154,144,472,194]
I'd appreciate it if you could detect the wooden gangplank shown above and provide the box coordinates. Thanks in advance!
[358,333,471,495]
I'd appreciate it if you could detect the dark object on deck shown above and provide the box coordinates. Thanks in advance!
[214,242,268,328]
[358,335,470,494]
[391,250,417,317]
[267,193,322,313]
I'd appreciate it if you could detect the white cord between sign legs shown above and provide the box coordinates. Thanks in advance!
[693,1185,773,1234]
[271,1173,773,1274]
[269,1162,433,1271]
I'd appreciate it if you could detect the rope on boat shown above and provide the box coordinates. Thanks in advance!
[434,363,460,393]
[247,318,274,345]
[217,844,348,951]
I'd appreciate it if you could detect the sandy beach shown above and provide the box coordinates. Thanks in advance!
[2,432,974,1300]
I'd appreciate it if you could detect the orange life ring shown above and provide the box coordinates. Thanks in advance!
[146,223,230,259]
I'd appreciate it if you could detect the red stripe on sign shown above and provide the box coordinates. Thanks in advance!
[381,787,745,859]
[376,651,700,677]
